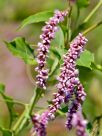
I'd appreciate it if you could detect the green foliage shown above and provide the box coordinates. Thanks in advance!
[19,11,53,29]
[77,50,94,69]
[2,0,102,135]
[49,57,59,77]
[50,47,62,59]
[0,84,18,128]
[48,27,95,83]
[71,22,89,39]
[0,127,13,136]
[83,96,96,121]
[50,28,66,59]
[5,37,36,65]
[91,63,102,72]
[48,27,65,77]
[59,104,68,113]
[77,0,90,8]
[51,27,65,48]
[0,84,5,93]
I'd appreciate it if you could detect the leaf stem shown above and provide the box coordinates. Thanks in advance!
[12,109,26,134]
[82,21,102,35]
[91,63,102,72]
[67,1,72,43]
[65,0,72,48]
[0,98,25,107]
[84,0,102,23]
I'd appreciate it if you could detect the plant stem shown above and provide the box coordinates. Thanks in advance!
[14,100,26,106]
[65,0,72,48]
[84,0,102,23]
[12,109,26,135]
[82,21,102,35]
[91,63,102,72]
[68,1,72,43]
[99,117,102,135]
[90,120,99,136]
[0,99,25,107]
[12,86,42,135]
[67,13,72,43]
[90,116,102,136]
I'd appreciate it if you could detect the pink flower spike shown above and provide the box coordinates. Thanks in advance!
[35,10,68,89]
[32,33,88,136]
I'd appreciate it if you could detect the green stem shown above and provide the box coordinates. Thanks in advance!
[65,0,72,48]
[28,87,42,114]
[99,117,102,135]
[67,14,72,43]
[91,63,102,72]
[12,110,26,135]
[0,99,25,107]
[13,100,25,106]
[84,0,102,23]
[12,86,42,135]
[57,110,66,117]
[90,116,102,136]
[90,120,99,136]
[82,21,102,35]
[75,6,80,28]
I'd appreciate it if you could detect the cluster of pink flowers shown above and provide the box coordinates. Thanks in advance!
[35,10,68,89]
[57,33,88,136]
[65,83,87,131]
[32,33,88,136]
[31,114,46,136]
[72,109,87,136]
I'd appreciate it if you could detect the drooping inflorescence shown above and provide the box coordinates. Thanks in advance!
[65,83,86,131]
[32,33,88,136]
[35,10,68,89]
[31,114,46,136]
[72,108,88,136]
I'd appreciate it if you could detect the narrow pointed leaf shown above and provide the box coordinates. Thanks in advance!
[19,11,53,29]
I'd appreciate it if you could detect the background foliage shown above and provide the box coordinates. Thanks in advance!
[0,0,102,136]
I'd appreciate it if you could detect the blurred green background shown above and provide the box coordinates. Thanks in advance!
[0,0,102,136]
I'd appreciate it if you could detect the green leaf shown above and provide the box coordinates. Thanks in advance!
[50,47,63,59]
[83,97,96,121]
[77,50,94,69]
[0,127,13,136]
[19,11,53,29]
[49,57,59,77]
[77,0,90,8]
[0,84,5,93]
[60,105,68,113]
[51,27,64,48]
[5,37,36,65]
[0,84,18,128]
[49,25,64,74]
[91,63,102,72]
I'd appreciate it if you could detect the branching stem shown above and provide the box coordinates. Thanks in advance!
[12,86,42,135]
[82,21,102,35]
[84,0,102,23]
